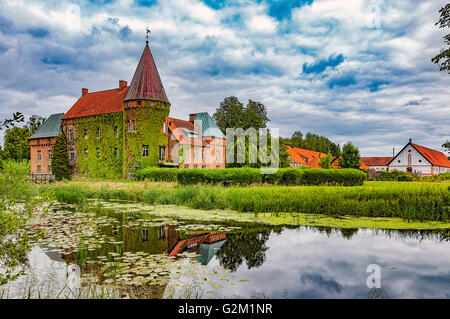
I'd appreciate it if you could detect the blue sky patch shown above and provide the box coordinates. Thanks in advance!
[267,0,313,21]
[303,54,344,74]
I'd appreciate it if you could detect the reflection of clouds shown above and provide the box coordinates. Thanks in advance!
[300,272,343,294]
[208,227,450,298]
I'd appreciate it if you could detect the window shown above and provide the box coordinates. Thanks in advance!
[202,165,206,169]
[137,101,141,106]
[163,122,166,133]
[151,101,155,106]
[48,150,52,160]
[70,149,75,161]
[115,148,118,158]
[48,165,51,173]
[193,165,198,168]
[97,128,101,138]
[202,148,207,162]
[84,128,88,139]
[48,138,51,144]
[114,126,118,137]
[84,149,88,158]
[69,129,74,141]
[216,150,220,162]
[37,165,41,173]
[128,120,136,132]
[216,165,220,169]
[159,146,166,161]
[184,165,189,168]
[193,149,199,162]
[96,148,100,159]
[142,145,149,157]
[37,150,41,161]
[419,160,422,163]
[397,160,401,163]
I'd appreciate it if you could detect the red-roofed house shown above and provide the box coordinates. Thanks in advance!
[330,156,370,170]
[286,146,326,168]
[387,139,450,175]
[360,157,393,171]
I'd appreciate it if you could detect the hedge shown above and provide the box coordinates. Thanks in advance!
[380,170,414,182]
[135,167,178,182]
[176,167,366,186]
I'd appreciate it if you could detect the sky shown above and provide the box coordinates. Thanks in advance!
[0,0,449,156]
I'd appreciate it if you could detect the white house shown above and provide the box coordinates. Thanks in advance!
[361,157,393,171]
[387,139,450,175]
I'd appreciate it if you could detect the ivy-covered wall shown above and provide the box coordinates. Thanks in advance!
[123,100,170,176]
[73,113,124,179]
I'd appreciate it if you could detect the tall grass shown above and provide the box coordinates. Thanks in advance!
[48,182,450,222]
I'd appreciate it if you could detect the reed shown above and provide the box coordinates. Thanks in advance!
[47,182,450,222]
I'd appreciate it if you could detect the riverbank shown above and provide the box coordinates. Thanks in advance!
[41,179,450,228]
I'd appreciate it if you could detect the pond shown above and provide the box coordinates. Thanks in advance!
[1,200,449,299]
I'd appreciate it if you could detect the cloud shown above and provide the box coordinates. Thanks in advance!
[0,0,449,156]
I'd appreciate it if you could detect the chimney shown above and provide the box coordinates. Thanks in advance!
[393,147,395,157]
[189,114,196,123]
[409,138,412,144]
[119,80,127,89]
[82,88,88,96]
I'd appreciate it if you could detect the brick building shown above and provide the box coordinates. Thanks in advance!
[30,40,225,178]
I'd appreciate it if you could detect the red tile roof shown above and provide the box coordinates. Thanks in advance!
[331,156,369,170]
[62,86,129,120]
[361,157,393,166]
[286,146,326,167]
[166,117,208,146]
[124,42,169,103]
[411,143,450,168]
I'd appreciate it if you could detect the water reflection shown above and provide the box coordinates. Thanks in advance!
[2,202,450,299]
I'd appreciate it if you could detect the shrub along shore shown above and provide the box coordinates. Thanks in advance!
[135,167,367,186]
[47,181,450,223]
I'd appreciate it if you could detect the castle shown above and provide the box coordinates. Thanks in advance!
[29,39,226,178]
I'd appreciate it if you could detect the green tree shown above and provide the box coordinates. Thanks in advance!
[319,151,333,169]
[0,112,25,130]
[213,96,244,134]
[339,142,361,169]
[3,127,32,160]
[243,99,270,130]
[443,140,450,159]
[25,115,46,134]
[51,133,70,180]
[432,3,450,73]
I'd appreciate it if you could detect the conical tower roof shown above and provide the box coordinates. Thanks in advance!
[124,42,169,103]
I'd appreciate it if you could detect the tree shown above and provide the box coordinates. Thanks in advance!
[443,140,450,159]
[319,151,333,169]
[0,112,25,130]
[432,3,450,73]
[339,142,361,169]
[25,115,46,134]
[51,133,70,180]
[3,127,32,161]
[212,96,244,134]
[243,99,270,130]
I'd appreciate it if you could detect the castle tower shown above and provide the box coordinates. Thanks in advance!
[122,39,171,176]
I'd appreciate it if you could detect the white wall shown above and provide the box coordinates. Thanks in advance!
[388,144,433,174]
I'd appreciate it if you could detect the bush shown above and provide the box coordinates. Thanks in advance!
[177,167,365,186]
[135,167,178,182]
[380,170,413,182]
